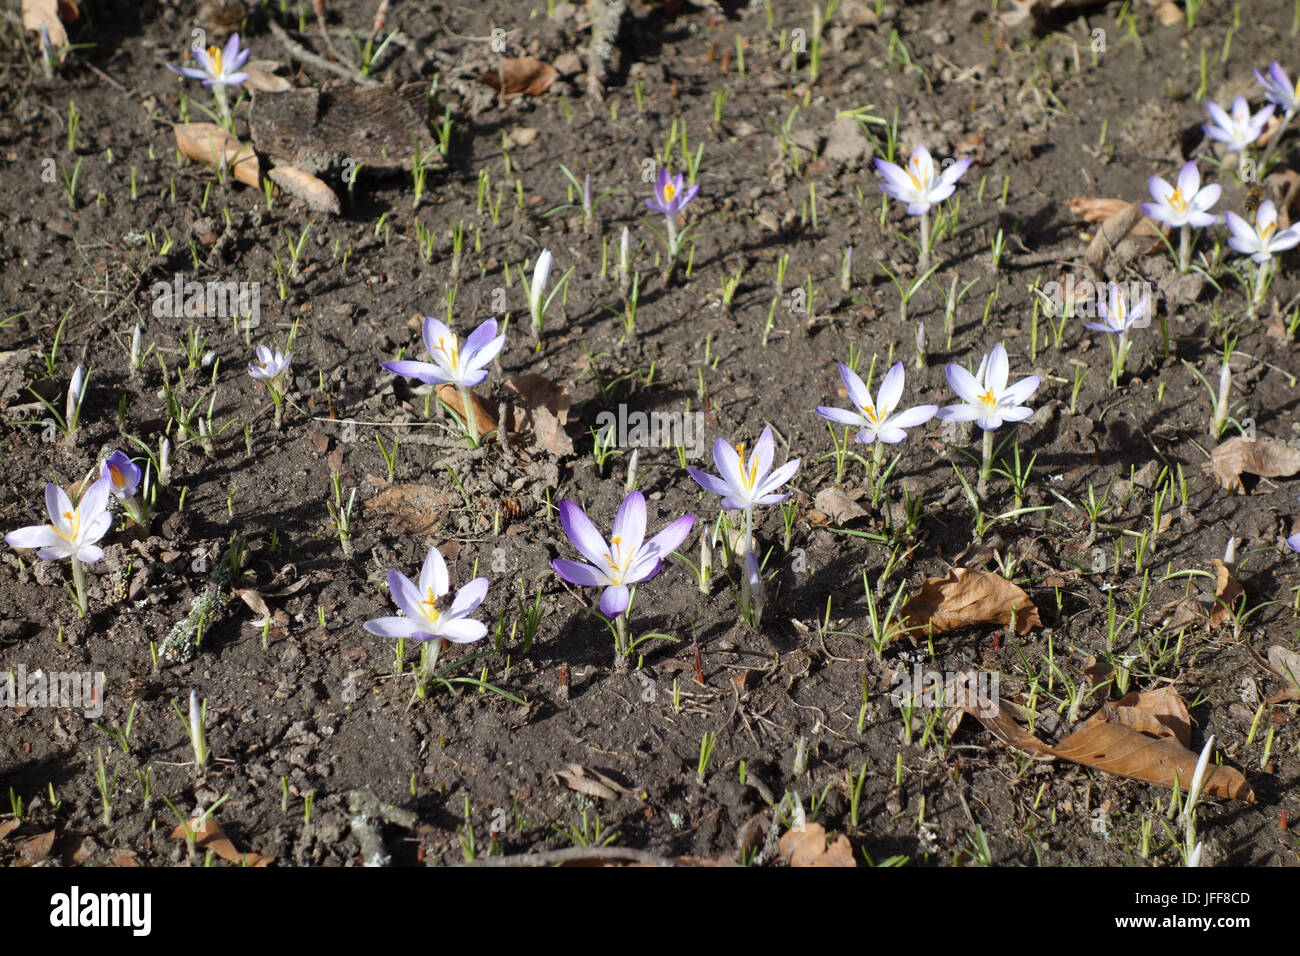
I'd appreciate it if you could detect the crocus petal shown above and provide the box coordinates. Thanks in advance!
[1176,161,1201,199]
[611,491,648,556]
[712,437,743,485]
[80,509,112,546]
[877,362,906,415]
[440,618,488,643]
[937,403,979,422]
[759,458,800,497]
[419,546,449,599]
[686,467,735,498]
[1190,182,1221,211]
[838,363,872,410]
[381,359,443,384]
[388,570,423,621]
[1147,175,1174,205]
[888,404,938,430]
[875,159,915,195]
[936,156,972,188]
[1205,100,1234,134]
[816,406,867,427]
[78,476,112,520]
[364,616,419,639]
[751,427,776,486]
[4,525,64,551]
[552,558,608,588]
[558,499,612,569]
[74,544,105,563]
[985,344,1010,394]
[875,426,908,444]
[421,317,454,356]
[1000,405,1034,423]
[945,364,986,406]
[1002,376,1041,407]
[600,584,631,617]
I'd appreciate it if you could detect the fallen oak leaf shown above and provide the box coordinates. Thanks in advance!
[172,817,273,866]
[481,56,559,97]
[1205,436,1300,494]
[778,823,857,867]
[362,483,456,535]
[174,123,261,189]
[814,486,868,526]
[888,567,1041,645]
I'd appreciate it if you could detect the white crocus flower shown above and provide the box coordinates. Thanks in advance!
[1203,95,1274,155]
[937,344,1039,431]
[817,361,937,445]
[1224,200,1300,264]
[528,249,554,332]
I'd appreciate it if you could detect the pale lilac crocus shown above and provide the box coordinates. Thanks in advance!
[167,32,251,125]
[1083,284,1151,386]
[1139,161,1221,273]
[4,477,113,615]
[382,317,505,444]
[552,492,695,657]
[1203,96,1274,157]
[687,427,798,622]
[1225,200,1300,305]
[938,344,1039,496]
[817,362,937,446]
[364,545,489,682]
[1256,61,1299,119]
[645,166,699,263]
[249,345,291,429]
[875,142,971,265]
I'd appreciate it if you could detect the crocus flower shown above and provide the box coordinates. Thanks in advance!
[382,317,504,388]
[937,344,1039,432]
[364,545,489,644]
[687,427,800,512]
[875,143,971,216]
[167,32,251,88]
[1288,532,1300,553]
[817,362,937,445]
[249,345,290,381]
[5,478,112,563]
[1084,284,1150,336]
[527,250,553,332]
[100,450,142,499]
[1224,200,1300,263]
[1139,161,1221,229]
[552,492,695,618]
[645,167,699,219]
[1203,96,1274,155]
[1255,61,1299,118]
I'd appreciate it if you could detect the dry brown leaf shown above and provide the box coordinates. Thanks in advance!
[552,764,629,802]
[174,123,261,189]
[1205,436,1300,494]
[1083,655,1114,687]
[814,486,867,525]
[17,830,55,864]
[242,61,292,93]
[1086,201,1144,273]
[267,165,339,215]
[1267,645,1300,702]
[0,819,20,840]
[962,695,1253,801]
[363,484,455,535]
[22,0,78,49]
[778,823,857,867]
[1210,558,1244,627]
[1154,0,1182,25]
[1068,196,1161,236]
[436,384,499,439]
[891,568,1041,644]
[481,57,559,97]
[504,374,573,456]
[1102,688,1191,748]
[110,850,139,867]
[172,817,274,866]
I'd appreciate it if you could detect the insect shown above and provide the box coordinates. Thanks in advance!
[1243,185,1266,216]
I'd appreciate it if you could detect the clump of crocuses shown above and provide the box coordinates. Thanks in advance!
[382,317,505,446]
[5,476,112,616]
[552,491,695,665]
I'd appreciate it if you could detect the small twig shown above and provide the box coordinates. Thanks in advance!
[267,18,378,87]
[312,0,350,69]
[462,845,681,867]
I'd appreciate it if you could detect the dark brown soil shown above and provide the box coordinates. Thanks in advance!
[1,0,1298,868]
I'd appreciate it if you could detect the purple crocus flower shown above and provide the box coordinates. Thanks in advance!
[382,317,505,388]
[167,32,251,88]
[100,450,142,499]
[1255,61,1300,119]
[645,167,699,219]
[1203,96,1274,155]
[686,427,800,511]
[552,491,695,618]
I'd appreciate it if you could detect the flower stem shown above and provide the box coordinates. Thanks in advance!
[870,441,885,507]
[458,384,480,445]
[740,506,754,619]
[919,210,932,269]
[663,215,679,284]
[614,614,629,669]
[1177,224,1191,274]
[977,428,994,500]
[71,557,88,617]
[1253,258,1271,307]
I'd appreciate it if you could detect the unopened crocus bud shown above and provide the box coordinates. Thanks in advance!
[66,365,85,433]
[188,689,208,767]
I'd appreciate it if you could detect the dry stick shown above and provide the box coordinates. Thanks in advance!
[266,18,378,88]
[463,846,682,867]
[311,0,348,68]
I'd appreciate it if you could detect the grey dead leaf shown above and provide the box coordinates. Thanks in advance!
[553,763,629,802]
[814,486,867,525]
[267,165,340,215]
[1205,436,1300,495]
[22,0,77,50]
